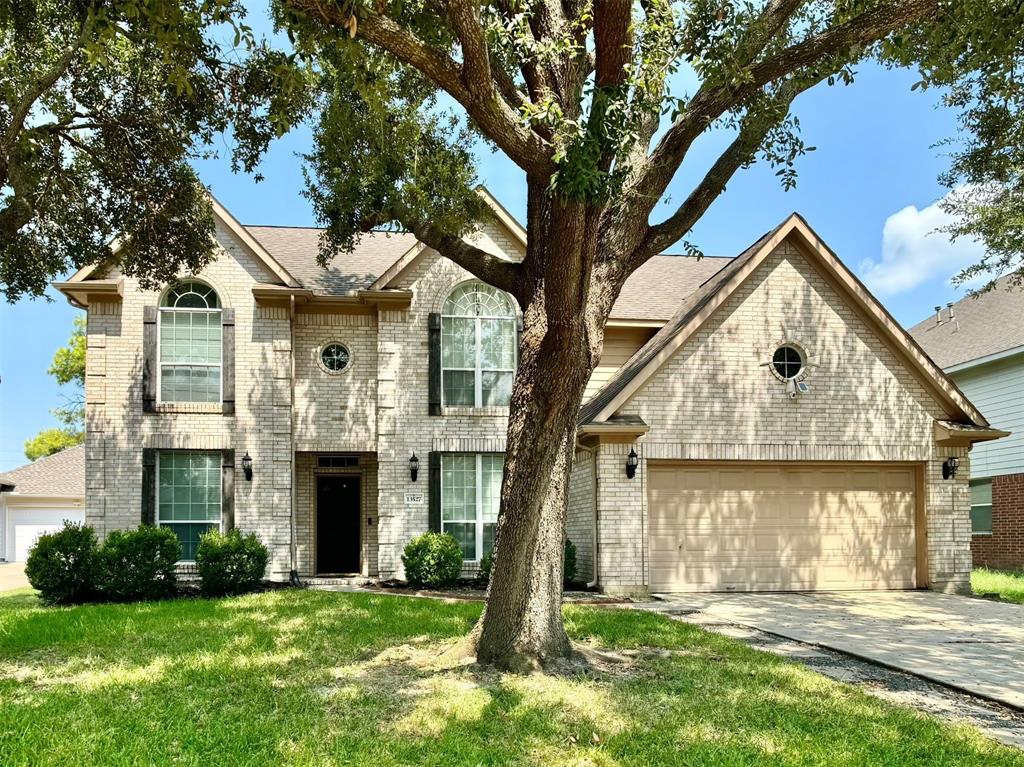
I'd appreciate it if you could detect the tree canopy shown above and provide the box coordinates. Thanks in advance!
[0,0,307,301]
[25,316,85,460]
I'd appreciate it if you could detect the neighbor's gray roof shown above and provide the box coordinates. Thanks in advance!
[0,445,85,498]
[580,223,784,424]
[245,226,419,296]
[245,225,730,321]
[907,275,1024,369]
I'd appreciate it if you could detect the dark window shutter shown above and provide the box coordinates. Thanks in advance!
[516,315,523,364]
[428,312,442,415]
[221,308,235,416]
[221,449,235,531]
[428,452,441,532]
[142,448,157,525]
[142,306,158,412]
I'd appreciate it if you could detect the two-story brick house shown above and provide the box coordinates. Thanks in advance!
[56,189,1007,594]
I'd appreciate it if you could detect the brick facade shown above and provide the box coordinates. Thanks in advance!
[82,215,982,593]
[971,473,1024,570]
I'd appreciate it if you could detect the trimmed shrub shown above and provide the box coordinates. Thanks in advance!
[563,538,578,584]
[401,532,463,587]
[24,522,99,604]
[97,525,180,601]
[196,529,268,596]
[475,538,579,588]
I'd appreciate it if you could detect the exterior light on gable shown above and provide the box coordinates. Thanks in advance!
[409,453,420,482]
[942,456,960,480]
[241,452,253,481]
[626,448,639,480]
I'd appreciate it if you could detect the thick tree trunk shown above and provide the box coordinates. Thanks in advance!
[475,188,613,671]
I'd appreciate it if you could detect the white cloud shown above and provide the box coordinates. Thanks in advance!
[859,191,986,296]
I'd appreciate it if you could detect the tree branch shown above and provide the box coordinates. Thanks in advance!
[285,0,553,178]
[631,0,938,218]
[593,0,632,89]
[632,76,821,266]
[445,0,493,94]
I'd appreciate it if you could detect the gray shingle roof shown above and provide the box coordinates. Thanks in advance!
[245,226,419,296]
[0,445,85,497]
[907,275,1024,369]
[245,225,731,321]
[580,225,782,424]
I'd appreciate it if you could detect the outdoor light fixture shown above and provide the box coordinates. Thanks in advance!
[942,456,960,480]
[409,453,420,482]
[626,448,639,479]
[241,452,253,481]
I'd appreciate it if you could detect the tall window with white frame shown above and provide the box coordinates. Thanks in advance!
[157,451,222,561]
[441,453,503,560]
[441,282,517,408]
[159,281,222,403]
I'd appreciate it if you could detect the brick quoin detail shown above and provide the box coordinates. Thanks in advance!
[971,473,1024,570]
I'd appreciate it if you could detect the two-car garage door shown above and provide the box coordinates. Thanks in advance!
[648,462,921,592]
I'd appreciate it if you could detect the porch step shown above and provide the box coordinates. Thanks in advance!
[303,576,375,589]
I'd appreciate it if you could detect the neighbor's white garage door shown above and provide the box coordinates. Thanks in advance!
[9,508,85,562]
[648,462,919,592]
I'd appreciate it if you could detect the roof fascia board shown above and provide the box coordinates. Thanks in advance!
[592,217,799,422]
[209,195,299,288]
[784,217,987,426]
[52,278,123,308]
[606,318,667,329]
[367,242,427,290]
[945,344,1024,374]
[475,185,528,249]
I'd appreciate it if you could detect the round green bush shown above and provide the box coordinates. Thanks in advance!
[24,522,99,604]
[97,525,181,601]
[401,532,463,587]
[196,529,268,596]
[563,538,578,584]
[475,538,578,588]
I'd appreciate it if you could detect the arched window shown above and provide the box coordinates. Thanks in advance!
[441,282,517,408]
[159,281,222,403]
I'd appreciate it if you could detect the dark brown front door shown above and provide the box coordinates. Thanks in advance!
[316,475,360,574]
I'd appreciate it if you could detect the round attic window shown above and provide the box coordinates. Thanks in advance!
[771,344,805,380]
[319,343,351,374]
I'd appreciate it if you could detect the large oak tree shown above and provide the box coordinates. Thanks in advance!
[274,0,1024,671]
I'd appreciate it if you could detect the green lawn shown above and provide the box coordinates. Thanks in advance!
[973,567,1024,605]
[1,590,1020,766]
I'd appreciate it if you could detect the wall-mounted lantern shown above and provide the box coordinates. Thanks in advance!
[942,456,960,480]
[241,452,253,481]
[409,453,420,482]
[626,448,639,479]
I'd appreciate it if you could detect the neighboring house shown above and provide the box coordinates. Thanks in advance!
[909,279,1024,569]
[55,190,1004,594]
[0,446,85,562]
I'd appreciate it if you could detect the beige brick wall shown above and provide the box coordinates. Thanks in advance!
[567,448,596,582]
[593,239,972,593]
[375,220,523,577]
[85,219,294,578]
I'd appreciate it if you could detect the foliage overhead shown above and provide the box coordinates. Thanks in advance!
[270,0,1024,298]
[0,0,308,301]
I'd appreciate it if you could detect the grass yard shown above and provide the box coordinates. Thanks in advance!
[1,589,1021,766]
[973,567,1024,605]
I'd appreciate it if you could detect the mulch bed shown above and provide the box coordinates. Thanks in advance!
[363,579,631,604]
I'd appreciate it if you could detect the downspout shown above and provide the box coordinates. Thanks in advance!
[288,295,301,587]
[576,440,600,589]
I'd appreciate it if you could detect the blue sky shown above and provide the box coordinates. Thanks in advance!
[0,26,986,471]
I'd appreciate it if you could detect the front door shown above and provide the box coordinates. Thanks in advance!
[316,475,361,574]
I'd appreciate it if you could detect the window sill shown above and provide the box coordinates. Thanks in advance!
[971,532,993,537]
[153,402,230,415]
[441,406,510,418]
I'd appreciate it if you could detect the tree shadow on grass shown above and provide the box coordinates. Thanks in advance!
[0,594,1020,766]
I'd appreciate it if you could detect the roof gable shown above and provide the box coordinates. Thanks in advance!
[581,214,988,427]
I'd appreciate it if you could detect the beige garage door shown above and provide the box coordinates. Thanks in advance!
[648,463,919,592]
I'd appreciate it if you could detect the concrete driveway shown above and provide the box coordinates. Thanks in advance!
[649,590,1024,710]
[0,563,30,593]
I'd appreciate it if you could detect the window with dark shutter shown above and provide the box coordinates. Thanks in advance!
[222,449,235,531]
[221,308,235,415]
[142,306,158,412]
[428,312,441,415]
[428,452,441,532]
